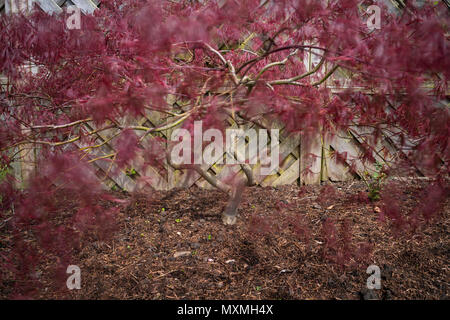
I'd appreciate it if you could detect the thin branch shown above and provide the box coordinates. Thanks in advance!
[236,44,327,75]
[203,43,227,65]
[252,49,298,84]
[241,163,255,186]
[203,43,239,85]
[31,118,92,130]
[87,153,116,163]
[312,65,339,87]
[0,124,115,152]
[166,153,231,194]
[268,54,326,85]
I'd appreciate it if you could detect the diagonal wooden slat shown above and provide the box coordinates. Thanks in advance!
[349,125,396,164]
[323,144,355,182]
[76,140,136,192]
[36,0,63,14]
[327,130,376,179]
[71,0,97,14]
[129,149,167,190]
[270,158,300,187]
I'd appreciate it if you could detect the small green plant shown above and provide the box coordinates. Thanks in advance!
[207,234,212,241]
[364,162,387,201]
[125,167,137,177]
[175,218,181,223]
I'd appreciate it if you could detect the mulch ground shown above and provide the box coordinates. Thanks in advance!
[1,180,449,300]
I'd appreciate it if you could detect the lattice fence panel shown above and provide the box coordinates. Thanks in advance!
[3,1,444,191]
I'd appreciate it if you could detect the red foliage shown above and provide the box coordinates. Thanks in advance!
[115,129,139,169]
[248,213,273,236]
[321,218,373,268]
[0,0,448,297]
[289,214,311,244]
[378,179,449,235]
[317,185,339,208]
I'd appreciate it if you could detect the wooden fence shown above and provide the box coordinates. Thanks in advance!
[1,0,99,14]
[1,0,444,192]
[4,96,418,192]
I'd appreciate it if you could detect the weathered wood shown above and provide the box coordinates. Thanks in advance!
[271,158,300,187]
[5,0,35,14]
[4,1,444,192]
[71,0,97,14]
[17,146,35,187]
[3,0,100,15]
[130,149,168,191]
[349,125,396,165]
[84,147,136,192]
[327,130,376,179]
[35,0,63,14]
[0,74,7,90]
[77,123,138,192]
[323,145,355,182]
[11,113,438,190]
[258,133,300,186]
[300,131,322,185]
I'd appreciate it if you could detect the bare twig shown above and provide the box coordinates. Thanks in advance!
[166,153,231,194]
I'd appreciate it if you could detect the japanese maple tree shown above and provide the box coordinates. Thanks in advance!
[0,0,448,297]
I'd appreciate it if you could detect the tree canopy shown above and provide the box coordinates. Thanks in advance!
[0,0,448,297]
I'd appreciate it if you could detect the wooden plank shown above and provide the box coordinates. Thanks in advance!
[323,145,355,182]
[258,132,300,186]
[192,121,260,188]
[87,117,170,190]
[16,147,34,187]
[210,126,301,187]
[17,125,35,187]
[327,130,376,178]
[171,117,240,189]
[271,159,300,187]
[130,149,167,191]
[71,0,97,14]
[5,0,33,14]
[300,131,322,185]
[83,146,136,192]
[245,130,300,184]
[127,115,169,190]
[349,125,396,164]
[36,0,63,14]
[10,147,22,188]
[322,131,352,182]
[381,128,433,176]
[0,74,7,90]
[76,124,138,191]
[165,114,179,190]
[212,122,258,184]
